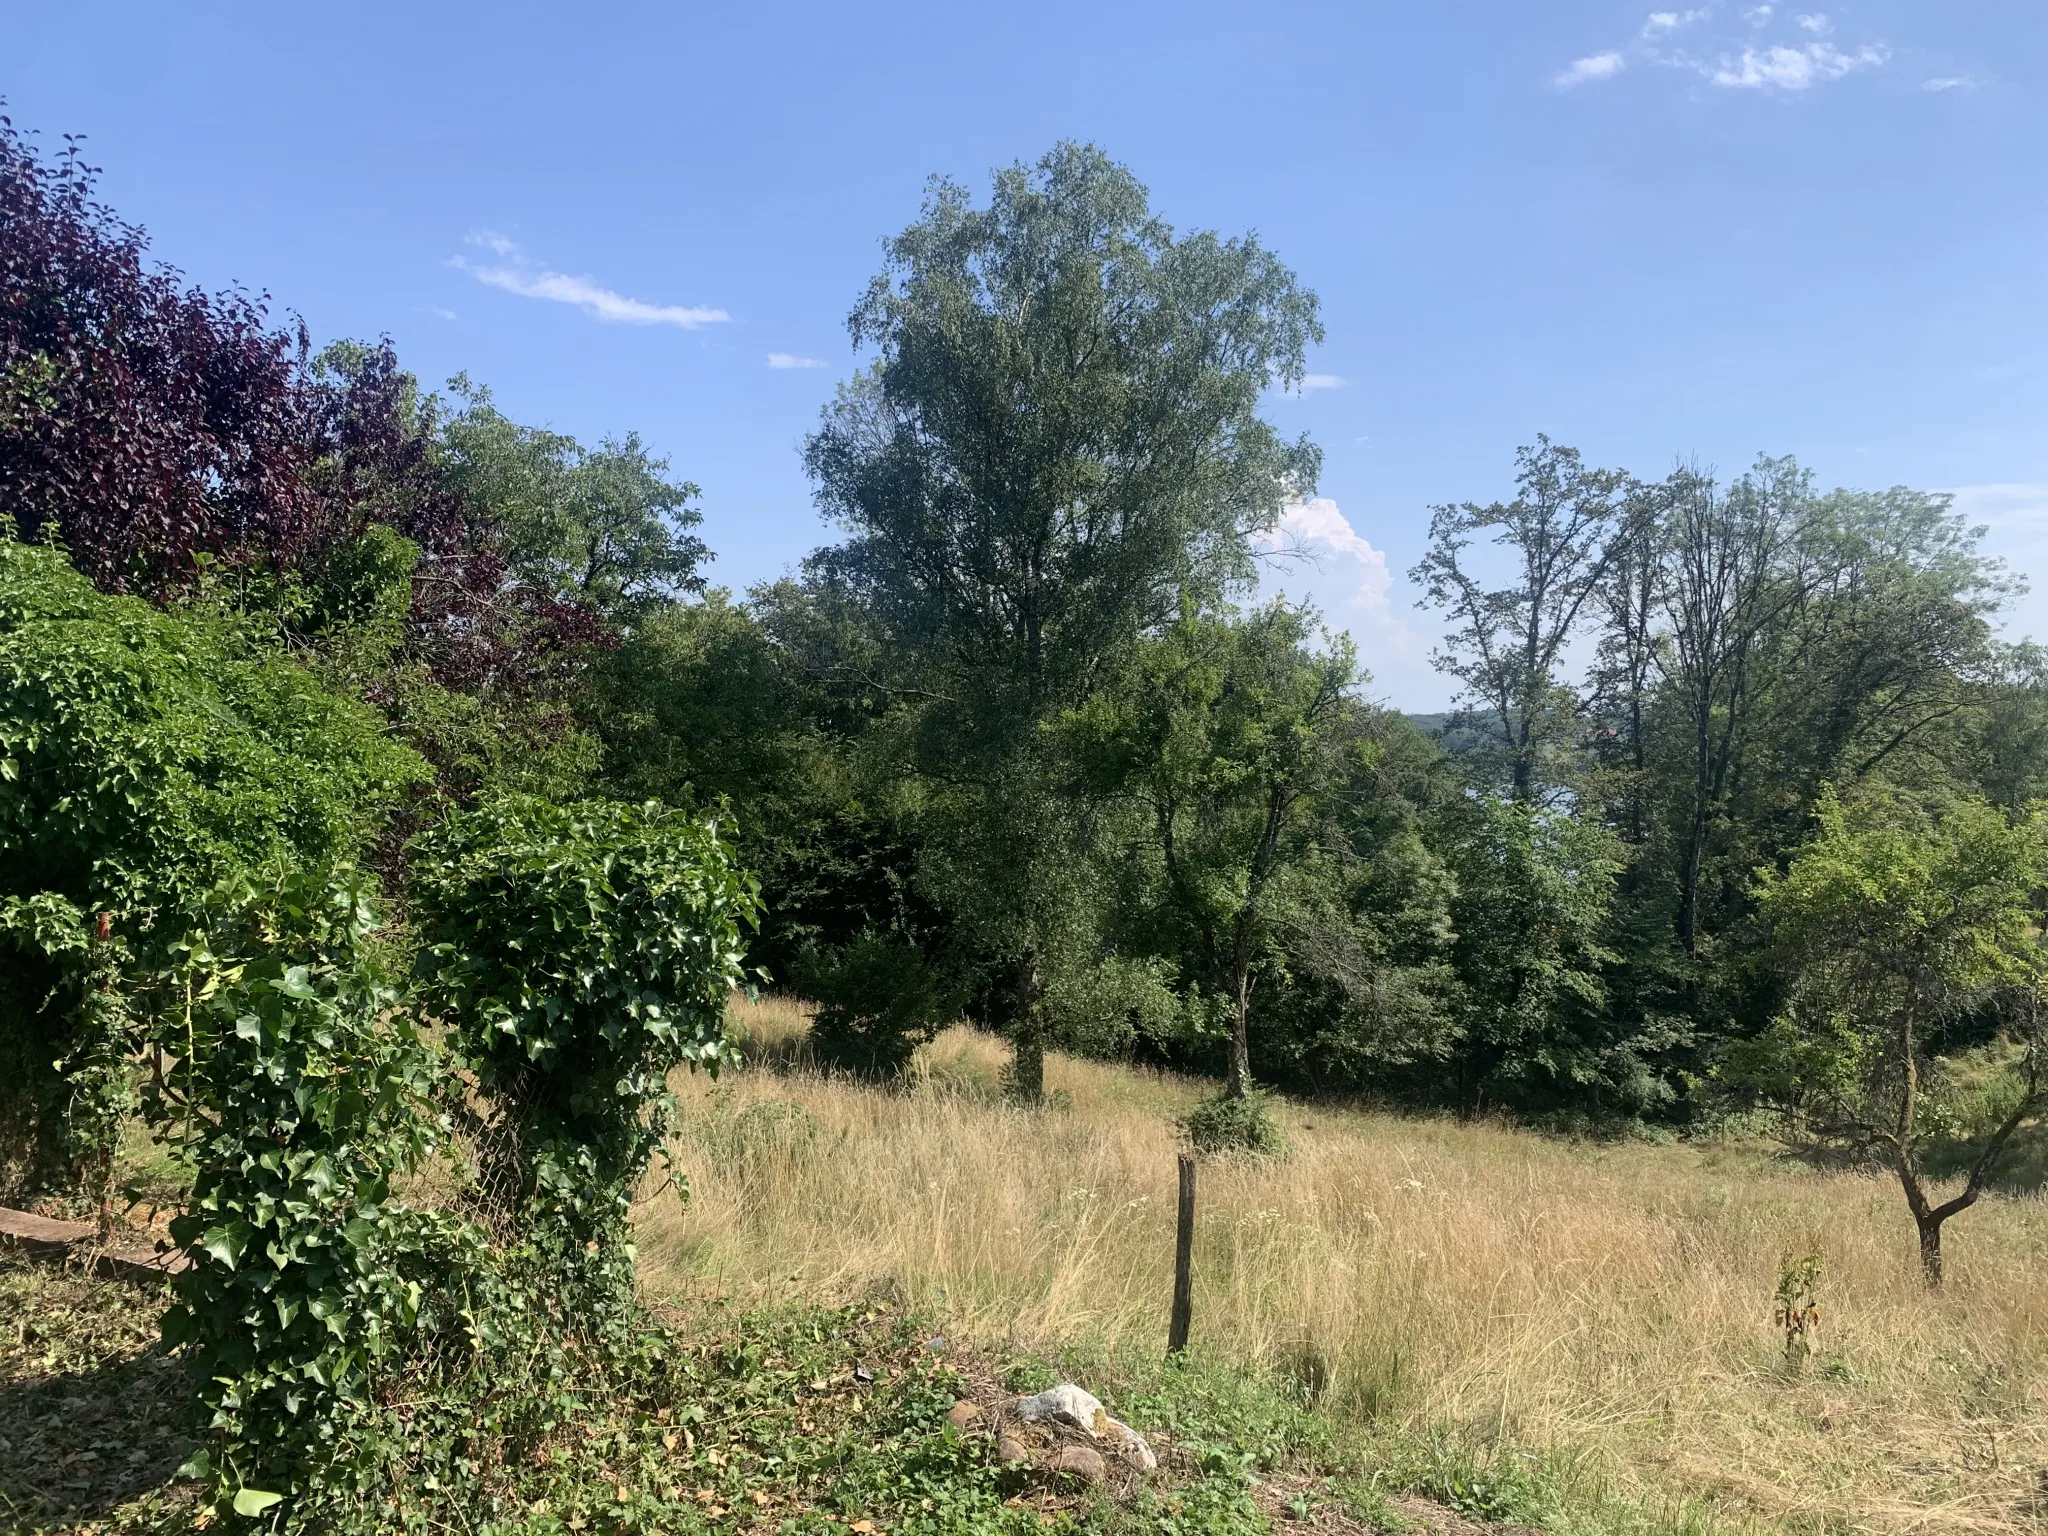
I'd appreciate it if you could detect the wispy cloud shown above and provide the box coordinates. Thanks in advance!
[1554,6,1888,92]
[452,231,729,329]
[1556,50,1626,86]
[768,352,827,370]
[1944,483,2048,529]
[1707,40,1886,88]
[1922,75,1977,91]
[419,305,457,322]
[1299,373,1347,392]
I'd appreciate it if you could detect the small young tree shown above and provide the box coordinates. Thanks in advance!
[797,932,954,1080]
[1064,602,1364,1117]
[1728,787,2048,1284]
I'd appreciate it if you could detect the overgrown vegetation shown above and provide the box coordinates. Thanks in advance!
[4,100,2048,1534]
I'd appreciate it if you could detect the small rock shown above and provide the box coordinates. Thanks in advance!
[1106,1418,1157,1471]
[946,1400,983,1429]
[996,1434,1032,1466]
[1047,1445,1107,1483]
[854,1365,875,1383]
[1015,1384,1108,1432]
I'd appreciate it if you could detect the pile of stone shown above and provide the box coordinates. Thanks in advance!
[946,1383,1157,1486]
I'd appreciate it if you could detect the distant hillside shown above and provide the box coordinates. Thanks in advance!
[1401,711,1495,753]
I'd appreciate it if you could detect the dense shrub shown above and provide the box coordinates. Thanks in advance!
[1043,952,1186,1060]
[798,933,954,1079]
[144,872,486,1519]
[1184,1089,1288,1157]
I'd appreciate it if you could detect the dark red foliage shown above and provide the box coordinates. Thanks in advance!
[0,111,610,696]
[302,339,614,694]
[0,116,320,593]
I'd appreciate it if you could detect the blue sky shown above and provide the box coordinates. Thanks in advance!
[7,0,2044,708]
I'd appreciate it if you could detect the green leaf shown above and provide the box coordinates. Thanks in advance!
[199,1221,250,1270]
[272,965,319,1000]
[232,1487,285,1516]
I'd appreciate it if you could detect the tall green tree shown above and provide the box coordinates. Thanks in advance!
[802,142,1323,1095]
[439,378,710,627]
[1635,463,2002,956]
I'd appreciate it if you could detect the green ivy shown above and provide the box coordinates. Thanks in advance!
[143,872,488,1518]
[412,795,760,1314]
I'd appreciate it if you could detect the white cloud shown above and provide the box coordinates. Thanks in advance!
[1298,373,1346,392]
[1708,40,1886,87]
[767,352,827,370]
[452,231,729,329]
[421,305,457,321]
[1642,10,1704,36]
[1555,50,1626,86]
[1276,497,1396,619]
[1558,9,1889,105]
[1923,75,1976,91]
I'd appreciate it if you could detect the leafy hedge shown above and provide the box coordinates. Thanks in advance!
[0,538,426,1198]
[149,794,761,1526]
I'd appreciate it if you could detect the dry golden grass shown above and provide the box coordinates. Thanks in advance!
[635,995,2048,1534]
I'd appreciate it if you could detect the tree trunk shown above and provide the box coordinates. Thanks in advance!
[1897,1137,1953,1289]
[1009,951,1046,1102]
[1223,943,1253,1100]
[1226,992,1251,1101]
[1916,1214,1943,1287]
[1010,1018,1044,1103]
[1676,766,1709,953]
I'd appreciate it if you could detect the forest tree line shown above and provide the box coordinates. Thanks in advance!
[6,119,2047,1193]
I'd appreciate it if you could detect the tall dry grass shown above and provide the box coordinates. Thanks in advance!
[635,996,2048,1533]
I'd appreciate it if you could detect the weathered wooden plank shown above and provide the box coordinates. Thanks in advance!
[0,1204,188,1279]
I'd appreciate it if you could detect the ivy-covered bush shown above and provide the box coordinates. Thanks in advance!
[0,538,426,1199]
[143,872,486,1520]
[412,795,759,1314]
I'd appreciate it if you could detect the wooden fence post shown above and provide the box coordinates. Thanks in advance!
[1168,1152,1195,1356]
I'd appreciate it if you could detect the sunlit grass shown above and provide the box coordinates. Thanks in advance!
[637,997,2048,1534]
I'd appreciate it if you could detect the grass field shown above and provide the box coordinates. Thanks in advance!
[636,996,2048,1535]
